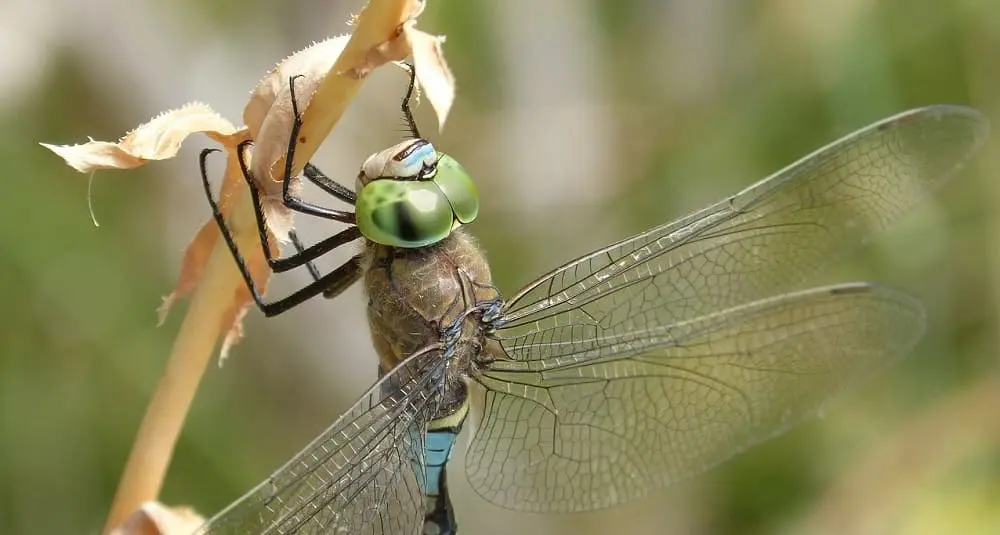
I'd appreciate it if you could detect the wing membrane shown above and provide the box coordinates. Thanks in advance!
[469,283,924,511]
[497,106,985,363]
[198,347,447,535]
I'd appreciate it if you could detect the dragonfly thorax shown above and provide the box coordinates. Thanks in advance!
[363,228,500,412]
[355,139,479,248]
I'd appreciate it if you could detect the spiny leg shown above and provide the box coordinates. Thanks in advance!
[276,74,356,223]
[287,229,360,299]
[319,255,364,300]
[236,139,352,224]
[231,141,362,273]
[288,230,321,281]
[199,148,363,316]
[303,163,357,204]
[399,62,421,139]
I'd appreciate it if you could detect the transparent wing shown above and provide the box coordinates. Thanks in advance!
[497,106,986,363]
[469,283,925,511]
[198,346,447,535]
[464,106,984,511]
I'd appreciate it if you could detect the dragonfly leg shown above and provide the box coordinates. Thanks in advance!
[200,147,363,316]
[398,62,421,139]
[208,145,363,274]
[234,137,353,225]
[302,162,356,204]
[236,139,353,224]
[318,253,364,300]
[274,75,357,223]
[287,229,321,281]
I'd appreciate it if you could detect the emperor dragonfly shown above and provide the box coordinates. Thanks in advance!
[195,70,988,534]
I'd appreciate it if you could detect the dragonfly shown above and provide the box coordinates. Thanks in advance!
[194,66,988,535]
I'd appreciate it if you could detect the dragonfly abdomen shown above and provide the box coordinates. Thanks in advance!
[420,401,470,535]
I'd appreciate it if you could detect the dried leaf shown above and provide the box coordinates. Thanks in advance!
[40,103,243,172]
[157,221,216,326]
[239,0,455,239]
[407,25,454,129]
[219,305,249,362]
[342,21,409,79]
[42,102,264,345]
[41,4,455,529]
[264,0,455,182]
[156,145,277,347]
[245,35,352,185]
[108,501,204,535]
[241,35,353,241]
[42,0,453,363]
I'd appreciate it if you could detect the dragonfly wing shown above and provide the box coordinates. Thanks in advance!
[469,283,924,511]
[498,106,985,364]
[198,346,447,535]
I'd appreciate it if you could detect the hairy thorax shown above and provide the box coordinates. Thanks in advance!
[361,229,497,395]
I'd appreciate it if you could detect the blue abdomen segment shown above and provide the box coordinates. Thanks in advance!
[421,412,467,535]
[424,428,459,496]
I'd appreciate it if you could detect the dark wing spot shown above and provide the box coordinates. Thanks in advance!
[829,283,873,296]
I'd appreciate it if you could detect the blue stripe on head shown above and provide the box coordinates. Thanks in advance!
[391,140,437,179]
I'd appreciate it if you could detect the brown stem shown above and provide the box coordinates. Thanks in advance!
[101,0,429,531]
[102,247,238,533]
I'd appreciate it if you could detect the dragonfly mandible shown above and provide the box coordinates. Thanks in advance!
[194,66,988,535]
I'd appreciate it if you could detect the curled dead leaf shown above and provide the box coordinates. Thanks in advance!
[245,35,352,187]
[243,35,352,242]
[241,0,455,240]
[42,101,268,347]
[41,3,454,531]
[42,0,453,361]
[264,0,455,184]
[40,103,243,173]
[157,145,277,348]
[408,25,454,129]
[108,501,204,535]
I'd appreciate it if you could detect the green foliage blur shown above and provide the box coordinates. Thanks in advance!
[5,0,999,534]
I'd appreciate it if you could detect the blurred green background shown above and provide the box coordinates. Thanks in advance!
[5,0,1000,533]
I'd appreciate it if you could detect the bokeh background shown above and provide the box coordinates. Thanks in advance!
[4,0,1000,533]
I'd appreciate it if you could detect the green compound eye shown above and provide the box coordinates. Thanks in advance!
[356,180,454,248]
[432,154,479,224]
[355,148,481,248]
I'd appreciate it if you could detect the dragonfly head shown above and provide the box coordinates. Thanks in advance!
[355,139,479,248]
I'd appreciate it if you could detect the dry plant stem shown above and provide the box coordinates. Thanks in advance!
[101,1,425,532]
[103,247,241,533]
[279,0,421,175]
